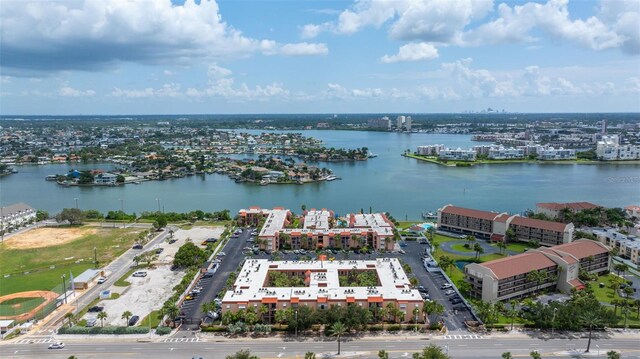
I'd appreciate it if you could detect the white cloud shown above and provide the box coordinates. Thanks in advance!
[277,43,328,56]
[111,83,181,98]
[380,42,438,63]
[0,0,327,74]
[163,70,174,76]
[58,85,96,97]
[207,63,232,79]
[186,78,289,101]
[300,24,323,39]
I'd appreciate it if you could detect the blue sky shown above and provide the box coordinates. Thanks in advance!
[0,0,639,115]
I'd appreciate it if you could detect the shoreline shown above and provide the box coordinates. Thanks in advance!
[403,153,640,167]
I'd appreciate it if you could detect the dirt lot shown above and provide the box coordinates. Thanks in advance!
[3,227,98,250]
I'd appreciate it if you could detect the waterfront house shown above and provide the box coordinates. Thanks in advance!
[94,172,118,185]
[0,202,36,234]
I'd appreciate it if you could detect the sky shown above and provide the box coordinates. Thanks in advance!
[0,0,639,115]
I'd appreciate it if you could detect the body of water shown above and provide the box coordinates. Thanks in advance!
[2,131,638,218]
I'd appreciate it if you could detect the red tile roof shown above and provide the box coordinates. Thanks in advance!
[568,279,586,290]
[540,248,578,264]
[549,239,609,260]
[481,251,557,280]
[494,214,510,223]
[536,202,599,211]
[509,216,569,232]
[441,205,500,221]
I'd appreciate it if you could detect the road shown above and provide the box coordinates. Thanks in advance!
[4,334,640,358]
[35,226,175,333]
[181,227,252,329]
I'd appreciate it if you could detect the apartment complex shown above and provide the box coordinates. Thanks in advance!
[237,207,395,252]
[596,135,640,160]
[367,117,391,130]
[535,202,600,219]
[416,145,445,156]
[416,144,575,161]
[465,239,610,302]
[0,202,36,234]
[221,258,422,322]
[593,228,640,265]
[437,204,574,246]
[439,149,477,161]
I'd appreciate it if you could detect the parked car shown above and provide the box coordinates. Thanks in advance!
[440,283,452,289]
[88,306,104,312]
[218,252,226,256]
[416,285,427,292]
[132,271,147,277]
[48,342,65,349]
[419,239,428,244]
[450,298,463,304]
[155,248,164,254]
[444,289,456,296]
[128,315,140,326]
[97,276,107,284]
[85,318,97,327]
[168,238,177,244]
[132,244,143,249]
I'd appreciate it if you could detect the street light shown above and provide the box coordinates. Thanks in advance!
[119,198,124,213]
[74,198,78,209]
[551,307,558,335]
[61,274,68,304]
[294,309,298,337]
[155,198,161,213]
[94,247,98,268]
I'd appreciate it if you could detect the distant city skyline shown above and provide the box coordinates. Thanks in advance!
[1,0,639,115]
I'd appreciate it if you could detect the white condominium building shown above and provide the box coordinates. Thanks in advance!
[596,135,640,160]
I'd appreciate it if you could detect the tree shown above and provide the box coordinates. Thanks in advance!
[304,352,316,359]
[225,349,259,359]
[162,303,180,322]
[530,351,541,359]
[97,311,108,327]
[173,242,206,268]
[580,311,604,353]
[607,350,621,359]
[329,322,347,355]
[506,300,519,331]
[414,344,451,359]
[378,350,390,359]
[36,210,49,221]
[121,311,133,326]
[502,352,513,359]
[613,263,628,276]
[505,228,516,243]
[55,208,85,225]
[153,215,168,230]
[64,312,75,327]
[422,300,444,324]
[465,235,476,247]
[275,309,287,329]
[473,242,484,259]
[438,255,454,276]
[496,241,507,254]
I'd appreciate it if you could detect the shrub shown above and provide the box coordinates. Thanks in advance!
[367,324,383,331]
[200,325,228,332]
[155,326,172,336]
[253,324,271,334]
[386,325,401,331]
[429,323,443,330]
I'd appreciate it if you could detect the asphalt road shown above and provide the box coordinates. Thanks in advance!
[4,335,639,359]
[181,228,253,329]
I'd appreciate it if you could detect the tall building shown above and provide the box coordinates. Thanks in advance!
[396,116,405,130]
[405,116,412,131]
[596,135,640,160]
[601,119,607,134]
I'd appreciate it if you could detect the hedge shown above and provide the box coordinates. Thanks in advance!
[58,326,150,335]
[386,325,401,331]
[201,325,228,332]
[154,326,171,335]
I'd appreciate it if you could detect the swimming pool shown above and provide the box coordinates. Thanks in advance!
[420,223,434,230]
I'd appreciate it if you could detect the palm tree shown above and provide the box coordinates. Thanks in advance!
[580,311,604,353]
[97,311,108,327]
[304,353,316,359]
[257,304,269,324]
[473,242,484,259]
[427,227,435,241]
[502,353,513,359]
[507,300,519,331]
[64,312,75,327]
[275,309,287,329]
[496,240,507,254]
[613,263,627,276]
[412,307,421,326]
[465,235,476,248]
[329,322,347,355]
[121,311,133,326]
[530,351,541,359]
[606,350,621,359]
[378,350,390,359]
[634,299,640,319]
[164,303,180,322]
[225,349,259,359]
[379,307,389,328]
[431,241,440,254]
[438,255,454,276]
[505,228,516,243]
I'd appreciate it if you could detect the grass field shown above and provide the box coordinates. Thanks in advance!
[0,297,45,316]
[0,226,143,295]
[451,243,474,252]
[139,309,162,328]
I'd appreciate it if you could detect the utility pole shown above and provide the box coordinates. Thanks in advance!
[156,198,161,213]
[74,198,78,209]
[295,309,298,337]
[94,247,98,268]
[61,274,68,304]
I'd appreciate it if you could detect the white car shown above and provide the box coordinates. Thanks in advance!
[48,342,65,349]
[218,252,226,256]
[97,276,107,284]
[132,271,147,277]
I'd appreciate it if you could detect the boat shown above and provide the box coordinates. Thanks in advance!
[260,179,270,186]
[10,168,18,173]
[326,175,337,181]
[368,153,378,158]
[45,175,57,181]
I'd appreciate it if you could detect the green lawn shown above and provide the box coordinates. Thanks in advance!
[0,226,143,295]
[451,243,474,253]
[139,310,163,328]
[502,242,532,253]
[0,297,45,316]
[114,268,138,287]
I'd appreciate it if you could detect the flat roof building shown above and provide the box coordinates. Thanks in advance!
[221,258,422,323]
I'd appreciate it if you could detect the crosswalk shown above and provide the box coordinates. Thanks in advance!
[14,338,53,344]
[163,338,199,343]
[442,334,485,340]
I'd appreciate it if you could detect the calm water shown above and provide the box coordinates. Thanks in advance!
[2,131,639,218]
